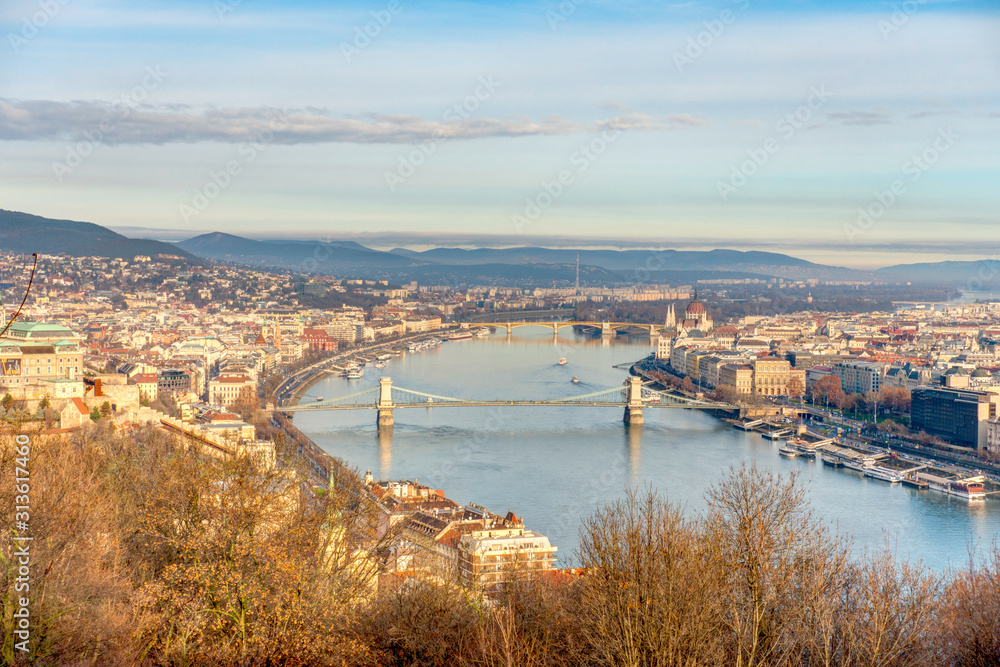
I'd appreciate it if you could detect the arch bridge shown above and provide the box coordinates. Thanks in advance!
[276,376,735,428]
[472,321,662,338]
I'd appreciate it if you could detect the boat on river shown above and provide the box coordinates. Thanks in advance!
[946,480,986,501]
[864,466,905,484]
[821,454,843,468]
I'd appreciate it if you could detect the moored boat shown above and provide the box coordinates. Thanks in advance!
[778,446,798,459]
[821,455,843,468]
[843,455,877,472]
[864,466,905,484]
[948,480,986,501]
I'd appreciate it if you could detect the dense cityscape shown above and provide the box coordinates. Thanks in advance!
[3,242,1000,624]
[3,0,999,663]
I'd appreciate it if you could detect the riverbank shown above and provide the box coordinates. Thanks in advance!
[275,329,462,408]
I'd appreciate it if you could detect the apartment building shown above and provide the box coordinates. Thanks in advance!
[833,360,885,395]
[457,525,557,594]
[208,373,256,407]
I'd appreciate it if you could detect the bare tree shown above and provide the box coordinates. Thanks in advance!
[704,463,846,667]
[576,487,725,667]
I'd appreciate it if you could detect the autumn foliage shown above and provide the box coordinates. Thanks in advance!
[1,427,999,666]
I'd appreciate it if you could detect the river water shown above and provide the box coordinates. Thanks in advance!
[294,328,999,570]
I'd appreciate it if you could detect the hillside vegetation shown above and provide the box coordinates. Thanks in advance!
[1,426,998,666]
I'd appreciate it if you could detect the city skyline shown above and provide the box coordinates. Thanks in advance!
[1,0,998,270]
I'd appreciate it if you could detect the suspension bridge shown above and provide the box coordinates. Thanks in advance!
[275,376,736,427]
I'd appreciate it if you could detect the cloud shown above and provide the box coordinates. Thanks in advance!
[823,110,894,126]
[0,99,700,145]
[908,109,958,119]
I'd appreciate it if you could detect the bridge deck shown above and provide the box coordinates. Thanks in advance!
[281,400,733,411]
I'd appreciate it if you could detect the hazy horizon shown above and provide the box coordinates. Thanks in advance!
[2,0,998,271]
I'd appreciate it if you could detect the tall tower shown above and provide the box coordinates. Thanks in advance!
[575,253,580,295]
[664,304,676,329]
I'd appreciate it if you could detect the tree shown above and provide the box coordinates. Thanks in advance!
[810,376,843,409]
[577,487,723,666]
[232,384,260,421]
[705,464,849,667]
[716,384,743,406]
[863,391,880,420]
[934,547,1000,664]
[843,393,863,418]
[1,393,11,410]
[786,375,804,400]
[879,387,911,414]
[681,376,696,393]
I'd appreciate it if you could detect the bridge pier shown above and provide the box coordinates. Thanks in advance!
[602,321,613,337]
[377,376,394,430]
[623,375,644,425]
[553,322,559,340]
[505,322,513,336]
[648,325,660,340]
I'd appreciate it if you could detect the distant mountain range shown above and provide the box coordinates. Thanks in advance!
[4,209,999,287]
[1,210,196,261]
[876,260,1000,287]
[176,232,417,271]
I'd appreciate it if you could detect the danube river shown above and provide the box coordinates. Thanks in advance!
[294,328,1000,570]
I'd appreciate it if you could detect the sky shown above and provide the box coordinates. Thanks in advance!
[1,0,998,269]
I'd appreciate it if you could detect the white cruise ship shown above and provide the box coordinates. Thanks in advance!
[864,466,905,484]
[842,454,878,472]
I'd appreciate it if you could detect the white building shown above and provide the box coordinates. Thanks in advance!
[833,360,884,395]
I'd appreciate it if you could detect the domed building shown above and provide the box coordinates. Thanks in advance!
[680,293,713,332]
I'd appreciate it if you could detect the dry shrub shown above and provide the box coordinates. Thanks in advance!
[933,544,1000,666]
[3,430,1000,667]
[576,486,725,667]
[1,425,139,665]
[360,578,478,667]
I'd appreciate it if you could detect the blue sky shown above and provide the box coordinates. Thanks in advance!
[1,0,997,268]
